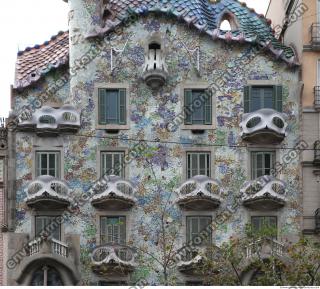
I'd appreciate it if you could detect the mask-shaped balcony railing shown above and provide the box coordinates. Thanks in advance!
[311,23,320,48]
[240,108,287,144]
[18,105,80,136]
[314,141,320,166]
[175,175,224,211]
[90,175,136,210]
[177,248,205,273]
[316,209,320,233]
[245,238,285,259]
[25,175,71,210]
[142,45,168,89]
[241,176,287,210]
[91,244,137,275]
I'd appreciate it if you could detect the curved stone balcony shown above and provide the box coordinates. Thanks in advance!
[240,108,287,144]
[241,176,287,210]
[25,175,71,210]
[177,249,204,274]
[142,51,168,89]
[91,175,136,210]
[175,175,223,210]
[18,104,80,136]
[91,244,137,275]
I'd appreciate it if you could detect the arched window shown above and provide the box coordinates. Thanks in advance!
[218,12,239,31]
[220,20,232,31]
[30,266,63,286]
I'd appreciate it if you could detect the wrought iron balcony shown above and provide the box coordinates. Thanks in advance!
[175,175,224,210]
[28,237,68,258]
[245,238,285,259]
[91,244,136,275]
[314,141,320,166]
[18,105,80,136]
[90,175,136,210]
[316,209,320,233]
[314,86,320,109]
[241,176,287,210]
[240,108,287,144]
[25,175,71,210]
[311,23,320,48]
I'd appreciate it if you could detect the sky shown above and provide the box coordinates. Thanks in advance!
[0,0,270,117]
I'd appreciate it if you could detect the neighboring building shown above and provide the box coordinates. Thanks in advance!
[267,0,320,238]
[4,0,302,285]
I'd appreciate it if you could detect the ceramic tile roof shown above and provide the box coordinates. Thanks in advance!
[15,31,69,89]
[16,0,298,89]
[89,0,298,65]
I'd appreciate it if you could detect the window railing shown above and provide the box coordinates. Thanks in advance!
[311,23,320,46]
[314,86,320,108]
[314,141,320,165]
[316,209,320,232]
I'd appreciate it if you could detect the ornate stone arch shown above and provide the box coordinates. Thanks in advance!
[14,257,80,286]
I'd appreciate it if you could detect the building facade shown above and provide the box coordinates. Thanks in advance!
[3,0,303,285]
[267,0,320,238]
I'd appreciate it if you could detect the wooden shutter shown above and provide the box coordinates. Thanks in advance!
[184,89,193,124]
[119,89,126,124]
[98,89,107,124]
[273,85,283,112]
[204,92,212,125]
[244,86,251,113]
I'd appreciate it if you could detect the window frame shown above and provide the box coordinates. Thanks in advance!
[35,215,62,241]
[181,82,216,130]
[251,216,278,239]
[100,151,125,178]
[186,151,211,179]
[35,151,61,178]
[186,215,212,246]
[244,83,283,113]
[251,151,276,179]
[100,216,126,245]
[95,83,130,130]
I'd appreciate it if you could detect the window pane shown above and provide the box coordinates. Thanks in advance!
[250,87,275,111]
[252,152,275,179]
[192,90,205,124]
[41,154,47,175]
[35,216,61,240]
[100,216,126,244]
[106,90,119,124]
[187,152,210,178]
[101,152,125,177]
[191,153,198,177]
[36,152,60,177]
[186,216,211,245]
